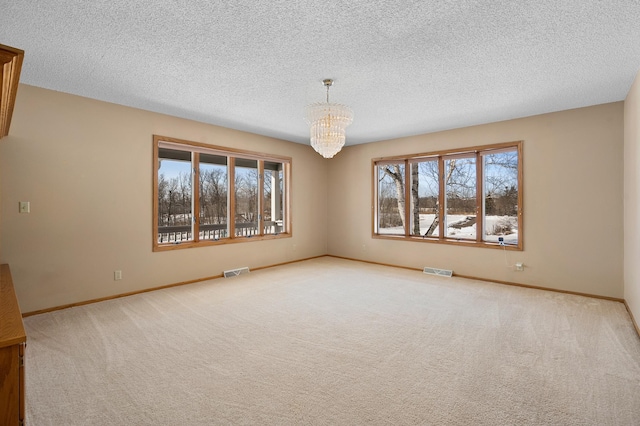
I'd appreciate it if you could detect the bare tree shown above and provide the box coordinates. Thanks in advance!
[235,167,258,223]
[380,164,406,229]
[200,167,228,225]
[162,176,179,226]
[177,171,192,225]
[378,178,399,228]
[411,163,420,235]
[483,152,517,199]
[424,159,456,237]
[158,174,169,226]
[378,151,518,238]
[483,152,518,218]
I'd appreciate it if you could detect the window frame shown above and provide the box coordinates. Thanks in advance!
[372,141,523,250]
[153,135,292,252]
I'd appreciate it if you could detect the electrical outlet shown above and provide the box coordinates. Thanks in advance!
[515,262,524,271]
[114,270,122,281]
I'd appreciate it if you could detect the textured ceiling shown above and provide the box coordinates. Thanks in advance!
[1,1,640,146]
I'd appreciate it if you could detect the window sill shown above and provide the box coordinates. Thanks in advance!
[372,233,522,251]
[153,233,292,252]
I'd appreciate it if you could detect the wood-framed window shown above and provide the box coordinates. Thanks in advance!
[153,135,291,251]
[373,141,523,250]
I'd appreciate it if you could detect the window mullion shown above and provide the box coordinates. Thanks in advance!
[258,160,265,236]
[193,152,201,242]
[517,143,524,249]
[372,140,522,249]
[153,137,160,247]
[228,157,236,239]
[284,162,291,234]
[154,135,291,251]
[404,159,411,236]
[438,156,445,241]
[475,152,483,243]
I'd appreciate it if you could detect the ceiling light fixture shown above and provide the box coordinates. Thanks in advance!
[304,79,353,159]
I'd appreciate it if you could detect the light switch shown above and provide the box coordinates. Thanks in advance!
[19,201,30,213]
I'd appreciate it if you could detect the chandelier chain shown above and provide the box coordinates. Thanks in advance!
[323,79,333,103]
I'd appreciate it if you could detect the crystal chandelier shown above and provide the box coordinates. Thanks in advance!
[304,79,354,159]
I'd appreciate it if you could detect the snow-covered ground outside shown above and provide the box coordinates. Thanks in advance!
[379,214,518,244]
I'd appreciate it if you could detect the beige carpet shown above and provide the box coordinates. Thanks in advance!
[24,257,640,425]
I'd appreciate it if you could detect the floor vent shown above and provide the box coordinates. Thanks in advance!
[223,267,250,278]
[423,267,453,278]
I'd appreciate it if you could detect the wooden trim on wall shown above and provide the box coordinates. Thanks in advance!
[372,140,523,250]
[453,272,624,303]
[0,44,24,139]
[332,257,638,340]
[228,156,236,238]
[152,135,292,250]
[624,300,640,340]
[21,255,325,317]
[23,274,224,317]
[437,156,445,241]
[20,255,640,342]
[285,160,292,234]
[328,254,425,273]
[475,153,483,242]
[156,134,291,163]
[327,254,625,303]
[193,152,201,240]
[372,140,522,164]
[371,159,377,237]
[404,159,411,236]
[517,141,525,249]
[152,135,161,248]
[258,160,265,236]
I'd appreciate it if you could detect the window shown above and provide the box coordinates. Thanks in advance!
[377,162,405,235]
[373,141,522,249]
[445,155,477,241]
[153,135,291,251]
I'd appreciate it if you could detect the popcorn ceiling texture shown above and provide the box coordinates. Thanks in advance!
[1,1,639,145]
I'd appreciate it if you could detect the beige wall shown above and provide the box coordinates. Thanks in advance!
[625,71,640,324]
[0,85,629,312]
[327,103,625,299]
[0,85,328,312]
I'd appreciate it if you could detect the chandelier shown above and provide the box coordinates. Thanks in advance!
[304,79,353,158]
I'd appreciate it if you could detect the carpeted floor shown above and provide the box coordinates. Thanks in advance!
[24,257,640,425]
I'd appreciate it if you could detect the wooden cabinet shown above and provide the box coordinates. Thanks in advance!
[0,264,26,425]
[0,44,24,139]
